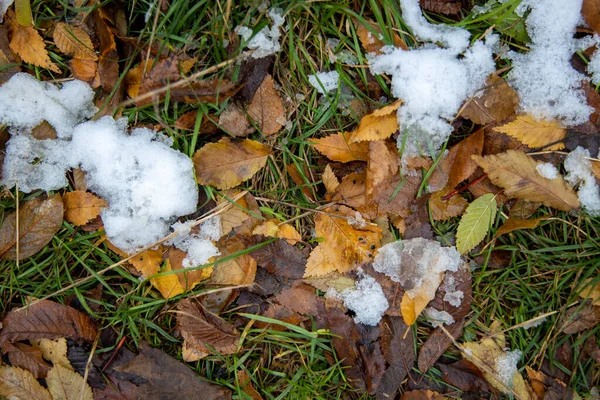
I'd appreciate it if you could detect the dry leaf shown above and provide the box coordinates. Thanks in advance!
[193,137,271,189]
[582,0,600,35]
[461,74,518,125]
[62,191,107,226]
[526,367,578,400]
[312,132,369,162]
[218,102,254,137]
[355,19,408,55]
[165,246,213,292]
[473,150,579,211]
[247,74,285,136]
[30,338,71,370]
[31,120,57,140]
[349,100,402,143]
[129,248,162,277]
[420,0,462,15]
[124,58,154,98]
[559,302,600,334]
[252,219,301,245]
[495,217,542,237]
[46,364,94,400]
[304,205,382,277]
[210,237,257,286]
[70,59,98,84]
[0,194,64,260]
[322,164,339,194]
[53,22,97,60]
[249,239,306,279]
[218,191,252,235]
[366,140,400,200]
[332,171,368,211]
[429,191,468,221]
[494,115,566,151]
[4,342,51,378]
[401,390,446,399]
[0,366,52,400]
[6,10,60,72]
[286,163,317,201]
[578,278,600,305]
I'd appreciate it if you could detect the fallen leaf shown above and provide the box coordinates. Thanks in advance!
[275,283,319,315]
[438,360,491,395]
[582,0,600,35]
[252,219,301,245]
[366,140,400,199]
[349,100,402,143]
[124,58,154,98]
[355,19,408,55]
[69,59,98,85]
[31,120,57,140]
[578,278,600,305]
[130,247,163,277]
[559,302,600,334]
[218,103,254,137]
[210,237,257,286]
[526,367,578,400]
[377,315,415,399]
[175,111,219,134]
[494,115,566,151]
[0,300,96,346]
[218,191,252,235]
[304,271,356,293]
[53,22,97,60]
[6,10,60,72]
[30,338,71,370]
[304,205,382,277]
[250,239,306,279]
[235,55,275,102]
[420,0,462,15]
[170,80,241,105]
[428,191,468,221]
[237,370,263,400]
[312,132,369,162]
[91,11,118,92]
[4,342,51,378]
[456,193,497,254]
[63,191,107,226]
[461,75,519,125]
[150,259,185,299]
[495,217,542,237]
[0,366,52,400]
[286,162,317,202]
[322,164,339,194]
[0,194,64,260]
[473,150,579,211]
[332,171,368,211]
[177,298,240,359]
[247,74,285,136]
[46,364,94,400]
[401,390,446,399]
[509,199,541,219]
[193,137,271,189]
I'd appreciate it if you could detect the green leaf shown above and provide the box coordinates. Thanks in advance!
[456,194,497,254]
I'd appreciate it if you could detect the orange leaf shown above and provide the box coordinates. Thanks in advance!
[247,74,285,136]
[495,217,542,237]
[349,100,402,143]
[494,115,566,151]
[400,271,444,326]
[582,0,600,35]
[69,59,98,86]
[366,139,400,199]
[428,190,468,221]
[312,132,369,162]
[322,164,339,194]
[252,219,301,245]
[355,19,408,55]
[62,191,107,226]
[53,22,97,60]
[193,138,271,189]
[6,10,59,72]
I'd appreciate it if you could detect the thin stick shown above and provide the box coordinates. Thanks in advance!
[81,333,100,399]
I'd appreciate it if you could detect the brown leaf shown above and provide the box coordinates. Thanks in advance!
[249,239,306,279]
[235,55,275,102]
[322,164,339,194]
[461,75,518,125]
[275,283,319,315]
[473,150,579,211]
[438,360,491,394]
[526,367,578,400]
[371,175,421,219]
[114,342,232,399]
[509,199,541,219]
[428,191,468,221]
[401,390,446,400]
[432,129,484,192]
[377,316,415,399]
[218,190,252,235]
[366,140,400,199]
[582,0,600,35]
[193,137,271,189]
[53,22,97,60]
[175,111,219,133]
[31,120,57,140]
[237,370,263,400]
[247,74,285,136]
[355,19,408,55]
[312,132,369,162]
[0,194,64,260]
[559,302,600,334]
[332,171,368,210]
[70,59,98,85]
[218,103,254,137]
[46,364,94,400]
[170,80,241,105]
[286,163,317,201]
[91,11,118,92]
[6,10,60,73]
[494,115,566,151]
[63,191,107,226]
[420,0,462,15]
[0,366,52,400]
[0,26,20,84]
[0,300,96,346]
[210,237,257,286]
[495,217,542,237]
[4,342,52,378]
[176,298,240,358]
[349,100,401,143]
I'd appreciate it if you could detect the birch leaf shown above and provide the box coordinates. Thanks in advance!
[62,191,107,226]
[0,366,52,400]
[46,364,93,400]
[349,100,402,143]
[456,194,497,254]
[494,115,566,151]
[53,22,97,60]
[312,132,369,162]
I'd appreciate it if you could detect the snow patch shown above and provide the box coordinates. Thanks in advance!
[495,350,522,389]
[308,71,340,95]
[536,162,559,179]
[564,146,600,216]
[237,9,285,58]
[423,308,455,327]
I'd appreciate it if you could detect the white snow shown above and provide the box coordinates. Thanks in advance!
[507,0,593,125]
[308,71,340,95]
[495,350,522,389]
[536,162,559,179]
[326,272,389,326]
[236,9,285,58]
[368,0,496,160]
[588,49,600,86]
[0,73,200,253]
[441,273,464,307]
[564,146,600,216]
[0,0,13,22]
[423,307,454,327]
[168,217,222,268]
[373,238,461,299]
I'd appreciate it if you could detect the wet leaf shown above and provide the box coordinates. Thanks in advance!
[4,342,51,378]
[247,74,285,136]
[193,138,271,189]
[438,360,491,395]
[349,100,402,143]
[494,115,566,151]
[420,0,461,15]
[495,217,542,237]
[559,302,600,334]
[461,75,519,125]
[46,364,94,400]
[456,193,497,254]
[0,366,52,400]
[175,111,219,133]
[377,316,415,399]
[0,194,64,260]
[312,132,369,162]
[31,120,57,140]
[53,22,97,60]
[6,10,60,72]
[473,150,579,211]
[63,191,107,226]
[0,299,96,346]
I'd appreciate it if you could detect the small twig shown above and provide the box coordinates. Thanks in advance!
[100,335,127,374]
[81,333,100,399]
[441,173,488,200]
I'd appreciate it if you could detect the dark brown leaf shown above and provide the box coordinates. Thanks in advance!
[176,298,240,356]
[582,0,600,35]
[4,342,51,378]
[559,302,600,334]
[170,80,241,104]
[92,11,119,93]
[235,55,275,102]
[0,300,96,346]
[67,343,105,389]
[174,111,219,133]
[275,283,319,315]
[420,0,462,15]
[526,367,579,400]
[438,360,491,394]
[0,26,20,84]
[376,316,415,400]
[461,75,519,125]
[249,239,306,279]
[0,194,64,260]
[400,390,446,400]
[114,342,232,400]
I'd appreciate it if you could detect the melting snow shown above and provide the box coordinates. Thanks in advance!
[308,71,340,95]
[237,9,285,58]
[536,162,559,179]
[564,146,600,216]
[423,307,455,327]
[168,217,222,268]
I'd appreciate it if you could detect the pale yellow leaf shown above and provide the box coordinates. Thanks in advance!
[30,338,71,370]
[349,100,402,143]
[578,278,600,305]
[63,191,107,226]
[322,164,339,194]
[252,219,301,245]
[0,365,52,400]
[494,115,566,151]
[312,132,369,162]
[46,364,93,400]
[53,22,97,60]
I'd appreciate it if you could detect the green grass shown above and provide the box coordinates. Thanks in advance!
[1,0,600,398]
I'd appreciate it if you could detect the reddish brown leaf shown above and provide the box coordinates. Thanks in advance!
[237,370,263,400]
[0,194,64,260]
[420,0,462,15]
[355,19,408,55]
[92,11,119,92]
[432,129,484,192]
[366,140,400,199]
[0,300,96,346]
[63,191,108,226]
[247,74,285,136]
[312,132,369,162]
[0,26,20,84]
[4,342,52,378]
[275,283,319,315]
[70,59,98,85]
[582,0,600,35]
[461,75,519,125]
[377,316,415,399]
[250,239,306,279]
[559,302,600,334]
[175,111,218,133]
[401,390,446,400]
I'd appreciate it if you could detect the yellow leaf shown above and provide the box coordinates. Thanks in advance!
[304,205,382,277]
[322,164,339,194]
[428,190,468,221]
[400,271,444,325]
[53,22,97,60]
[349,100,402,143]
[129,248,163,277]
[30,338,71,370]
[210,237,255,285]
[0,366,52,400]
[6,10,60,73]
[193,138,271,190]
[247,74,285,136]
[473,150,579,211]
[62,191,107,226]
[312,132,369,162]
[218,190,251,236]
[494,115,566,151]
[151,259,184,299]
[495,217,543,237]
[46,364,94,400]
[578,278,600,305]
[252,219,302,245]
[124,58,154,98]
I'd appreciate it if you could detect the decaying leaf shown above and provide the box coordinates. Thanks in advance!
[456,193,497,254]
[461,75,519,125]
[304,205,382,277]
[63,191,107,226]
[473,150,579,211]
[210,237,256,286]
[4,342,51,378]
[582,0,600,35]
[250,239,306,279]
[526,367,578,400]
[366,140,400,199]
[53,22,97,60]
[237,370,263,400]
[30,338,71,370]
[355,19,408,55]
[401,390,446,400]
[0,366,52,400]
[559,302,600,334]
[349,100,402,143]
[494,115,566,151]
[218,191,253,235]
[0,194,64,260]
[193,138,271,189]
[377,316,415,399]
[312,132,369,162]
[218,102,254,137]
[247,74,285,136]
[495,217,542,237]
[70,59,98,85]
[428,191,468,221]
[6,10,60,72]
[175,111,219,133]
[420,0,462,15]
[275,283,319,315]
[46,364,94,400]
